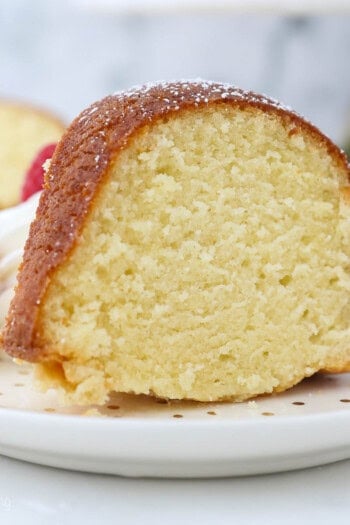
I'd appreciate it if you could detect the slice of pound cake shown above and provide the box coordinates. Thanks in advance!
[0,100,64,209]
[2,80,350,404]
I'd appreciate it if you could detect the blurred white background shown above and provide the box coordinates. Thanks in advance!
[0,0,349,147]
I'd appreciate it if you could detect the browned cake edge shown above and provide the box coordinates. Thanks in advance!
[1,80,349,362]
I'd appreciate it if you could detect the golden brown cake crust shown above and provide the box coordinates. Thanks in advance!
[1,80,349,361]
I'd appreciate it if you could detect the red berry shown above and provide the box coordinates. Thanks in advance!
[21,143,57,202]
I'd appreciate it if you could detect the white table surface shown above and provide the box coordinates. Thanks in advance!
[0,455,349,525]
[76,0,350,14]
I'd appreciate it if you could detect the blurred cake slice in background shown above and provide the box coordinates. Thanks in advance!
[0,100,65,209]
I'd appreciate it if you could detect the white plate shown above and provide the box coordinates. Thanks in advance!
[0,353,349,478]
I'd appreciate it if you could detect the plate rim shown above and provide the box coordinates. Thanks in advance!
[1,402,349,476]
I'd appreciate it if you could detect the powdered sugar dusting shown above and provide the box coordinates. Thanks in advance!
[74,79,348,168]
[112,79,293,114]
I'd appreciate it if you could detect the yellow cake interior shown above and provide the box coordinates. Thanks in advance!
[36,105,350,403]
[0,103,64,208]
